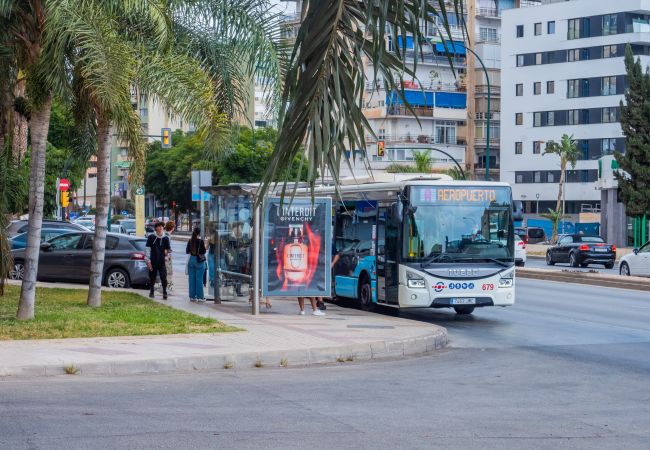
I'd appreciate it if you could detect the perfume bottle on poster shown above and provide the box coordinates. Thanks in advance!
[283,224,308,284]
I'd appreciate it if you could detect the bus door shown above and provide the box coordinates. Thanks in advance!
[378,206,399,305]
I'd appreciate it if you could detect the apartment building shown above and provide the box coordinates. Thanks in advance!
[501,0,650,215]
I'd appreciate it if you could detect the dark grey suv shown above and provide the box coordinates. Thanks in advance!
[7,219,88,238]
[9,232,150,288]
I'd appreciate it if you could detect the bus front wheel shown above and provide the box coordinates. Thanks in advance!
[454,306,475,315]
[359,278,375,312]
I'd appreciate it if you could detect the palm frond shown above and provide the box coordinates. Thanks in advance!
[261,0,465,199]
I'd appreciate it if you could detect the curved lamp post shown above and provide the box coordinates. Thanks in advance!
[463,46,491,181]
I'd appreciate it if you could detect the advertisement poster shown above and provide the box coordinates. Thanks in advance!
[262,197,332,297]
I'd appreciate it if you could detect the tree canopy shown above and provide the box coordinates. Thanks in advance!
[617,45,650,217]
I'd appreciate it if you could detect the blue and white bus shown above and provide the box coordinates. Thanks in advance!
[321,175,516,314]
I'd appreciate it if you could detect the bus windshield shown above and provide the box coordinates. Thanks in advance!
[404,186,514,265]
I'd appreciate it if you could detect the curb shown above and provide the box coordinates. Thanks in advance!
[0,329,448,378]
[517,268,650,291]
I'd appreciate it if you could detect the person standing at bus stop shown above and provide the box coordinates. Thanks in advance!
[146,222,171,300]
[186,227,207,302]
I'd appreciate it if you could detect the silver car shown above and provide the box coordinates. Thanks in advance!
[9,232,150,288]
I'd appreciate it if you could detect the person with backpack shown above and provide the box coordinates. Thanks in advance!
[146,222,171,300]
[186,227,207,302]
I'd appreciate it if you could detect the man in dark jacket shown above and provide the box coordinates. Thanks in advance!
[146,222,171,299]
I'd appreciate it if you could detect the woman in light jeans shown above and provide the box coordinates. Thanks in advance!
[186,227,207,302]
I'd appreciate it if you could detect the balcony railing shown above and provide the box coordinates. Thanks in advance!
[477,7,500,18]
[474,137,501,147]
[386,50,466,67]
[365,81,462,92]
[475,85,501,96]
[366,134,460,146]
[475,32,501,44]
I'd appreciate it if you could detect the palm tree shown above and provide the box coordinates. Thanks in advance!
[543,134,580,242]
[260,0,466,196]
[412,150,433,173]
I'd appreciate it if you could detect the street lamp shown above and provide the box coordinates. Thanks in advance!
[536,193,540,214]
[463,46,491,181]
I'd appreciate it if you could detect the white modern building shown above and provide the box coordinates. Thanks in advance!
[501,0,650,215]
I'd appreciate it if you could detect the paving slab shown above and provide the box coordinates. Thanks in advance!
[1,263,447,378]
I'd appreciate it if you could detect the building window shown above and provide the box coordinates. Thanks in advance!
[547,111,555,126]
[435,121,457,145]
[602,138,617,154]
[534,171,542,183]
[516,83,523,96]
[602,14,617,36]
[568,19,580,40]
[567,49,581,62]
[602,76,617,96]
[567,79,580,98]
[533,112,542,127]
[533,82,541,95]
[378,129,386,139]
[517,25,524,38]
[515,142,523,155]
[602,107,617,123]
[547,80,555,94]
[533,141,541,154]
[568,109,580,125]
[480,27,498,42]
[547,172,556,183]
[534,22,542,36]
[516,54,524,67]
[603,44,618,58]
[516,113,523,125]
[547,21,556,34]
[535,53,542,65]
[516,173,524,183]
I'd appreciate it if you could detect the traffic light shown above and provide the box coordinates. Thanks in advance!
[377,140,385,157]
[61,191,69,207]
[161,128,172,148]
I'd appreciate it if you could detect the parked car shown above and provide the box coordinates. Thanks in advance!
[515,235,527,267]
[117,219,137,236]
[619,241,650,277]
[74,219,95,230]
[7,219,89,238]
[545,234,616,268]
[515,227,548,245]
[9,232,149,288]
[10,228,71,250]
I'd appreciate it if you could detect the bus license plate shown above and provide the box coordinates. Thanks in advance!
[451,298,476,305]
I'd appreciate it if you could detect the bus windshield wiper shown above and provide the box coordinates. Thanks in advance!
[420,253,457,267]
[450,256,512,268]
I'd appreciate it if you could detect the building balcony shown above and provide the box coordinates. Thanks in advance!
[475,85,501,97]
[365,81,462,93]
[474,137,501,148]
[366,134,462,146]
[475,32,500,44]
[476,7,500,19]
[385,105,467,120]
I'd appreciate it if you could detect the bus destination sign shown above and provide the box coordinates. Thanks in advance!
[419,188,498,203]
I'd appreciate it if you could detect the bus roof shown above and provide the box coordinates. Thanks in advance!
[208,174,511,202]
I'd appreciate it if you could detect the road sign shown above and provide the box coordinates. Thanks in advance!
[135,186,145,196]
[59,179,70,192]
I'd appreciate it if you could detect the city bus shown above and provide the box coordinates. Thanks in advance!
[318,175,516,314]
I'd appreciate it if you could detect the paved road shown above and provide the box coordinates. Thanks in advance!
[1,279,649,449]
[524,255,620,275]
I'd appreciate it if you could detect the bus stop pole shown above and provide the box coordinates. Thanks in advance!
[252,204,261,315]
[214,197,221,303]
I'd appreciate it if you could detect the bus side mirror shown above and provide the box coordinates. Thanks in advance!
[390,202,402,223]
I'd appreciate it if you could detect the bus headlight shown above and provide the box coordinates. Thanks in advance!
[499,269,514,288]
[406,272,426,289]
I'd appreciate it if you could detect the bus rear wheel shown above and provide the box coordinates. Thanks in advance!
[454,306,475,315]
[359,278,375,312]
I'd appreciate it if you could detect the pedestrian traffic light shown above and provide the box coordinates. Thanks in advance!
[161,128,172,148]
[61,191,69,207]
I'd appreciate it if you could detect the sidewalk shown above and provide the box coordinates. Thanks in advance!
[0,261,447,378]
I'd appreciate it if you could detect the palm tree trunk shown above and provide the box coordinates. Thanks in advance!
[17,95,52,320]
[12,78,28,163]
[87,117,111,307]
[551,159,567,243]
